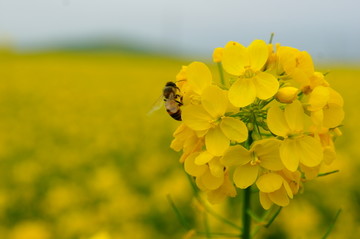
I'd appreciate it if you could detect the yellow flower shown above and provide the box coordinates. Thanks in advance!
[184,152,226,191]
[212,47,223,63]
[309,72,330,90]
[182,85,248,156]
[276,86,299,103]
[207,172,237,204]
[222,40,279,107]
[277,46,314,89]
[311,127,338,165]
[170,123,204,163]
[278,169,302,195]
[256,172,293,209]
[174,62,212,106]
[267,100,323,171]
[306,86,344,128]
[221,138,284,189]
[300,164,321,180]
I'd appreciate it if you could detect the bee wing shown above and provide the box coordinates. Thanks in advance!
[147,94,164,116]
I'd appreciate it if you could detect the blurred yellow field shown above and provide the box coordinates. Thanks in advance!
[0,48,359,239]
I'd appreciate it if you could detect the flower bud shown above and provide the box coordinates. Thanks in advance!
[212,47,223,63]
[276,87,299,103]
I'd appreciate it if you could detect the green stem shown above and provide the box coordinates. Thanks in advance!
[321,208,342,239]
[204,212,211,238]
[197,232,242,238]
[186,174,242,231]
[269,33,275,44]
[265,207,282,228]
[318,170,340,177]
[217,62,225,87]
[242,187,251,239]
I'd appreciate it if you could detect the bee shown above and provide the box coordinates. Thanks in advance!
[148,81,183,121]
[163,81,183,121]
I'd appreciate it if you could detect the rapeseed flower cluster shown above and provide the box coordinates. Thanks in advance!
[170,40,344,209]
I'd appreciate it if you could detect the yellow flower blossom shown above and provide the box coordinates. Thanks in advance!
[267,100,323,171]
[182,85,248,156]
[306,86,344,128]
[309,72,330,90]
[278,169,302,195]
[221,138,284,189]
[257,172,293,209]
[212,47,223,63]
[222,40,279,107]
[207,173,237,204]
[169,38,344,211]
[170,123,204,163]
[276,86,299,103]
[300,164,321,180]
[311,127,338,165]
[184,152,225,191]
[277,46,314,89]
[175,62,212,106]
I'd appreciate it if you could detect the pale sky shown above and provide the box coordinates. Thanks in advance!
[0,0,359,62]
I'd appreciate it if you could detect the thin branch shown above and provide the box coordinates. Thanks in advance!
[186,174,243,231]
[318,170,340,177]
[265,207,282,228]
[197,232,242,238]
[167,194,191,230]
[321,208,342,239]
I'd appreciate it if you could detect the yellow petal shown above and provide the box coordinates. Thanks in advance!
[212,47,223,63]
[297,136,323,167]
[253,139,284,171]
[233,164,259,189]
[259,192,273,210]
[276,86,299,103]
[225,41,241,48]
[195,176,207,191]
[248,40,269,71]
[195,151,214,165]
[267,106,290,137]
[207,174,237,204]
[205,127,229,156]
[280,139,300,172]
[184,152,207,177]
[311,110,324,126]
[182,105,212,131]
[199,169,224,190]
[297,51,315,76]
[282,180,293,199]
[328,88,344,107]
[308,86,330,111]
[228,78,256,107]
[253,72,279,100]
[284,100,304,132]
[222,44,247,76]
[220,145,251,167]
[186,62,212,95]
[323,104,344,128]
[323,147,336,165]
[277,46,299,74]
[256,173,283,193]
[291,69,310,88]
[268,186,289,207]
[208,157,225,178]
[201,85,227,118]
[300,164,320,180]
[220,117,248,142]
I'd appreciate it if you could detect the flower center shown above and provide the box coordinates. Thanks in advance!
[209,117,222,128]
[243,66,255,78]
[250,153,261,166]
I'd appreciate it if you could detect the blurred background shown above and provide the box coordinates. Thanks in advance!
[0,0,359,238]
